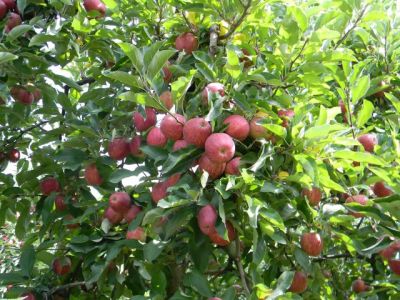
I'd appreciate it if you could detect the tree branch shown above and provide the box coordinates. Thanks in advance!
[1,120,49,147]
[234,237,250,297]
[49,281,86,295]
[209,24,219,56]
[220,0,252,40]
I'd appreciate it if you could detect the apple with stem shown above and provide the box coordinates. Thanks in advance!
[160,114,186,141]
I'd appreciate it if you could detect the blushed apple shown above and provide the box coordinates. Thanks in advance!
[223,115,250,141]
[160,114,186,141]
[147,127,167,147]
[205,133,235,163]
[175,32,198,54]
[133,107,157,132]
[183,117,212,148]
[198,154,226,180]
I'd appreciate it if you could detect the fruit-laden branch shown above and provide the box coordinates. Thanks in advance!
[219,0,253,40]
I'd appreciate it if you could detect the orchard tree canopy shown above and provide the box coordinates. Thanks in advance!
[1,0,400,299]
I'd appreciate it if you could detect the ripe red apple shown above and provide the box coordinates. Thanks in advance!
[302,187,322,206]
[52,257,72,276]
[197,204,217,235]
[389,259,400,275]
[104,206,123,225]
[32,89,41,101]
[0,1,7,20]
[165,173,181,187]
[301,232,323,256]
[183,117,212,148]
[3,0,16,10]
[132,107,157,132]
[208,221,235,246]
[250,116,271,139]
[160,114,186,141]
[83,0,106,17]
[84,163,103,186]
[5,12,21,33]
[10,86,34,105]
[151,182,168,204]
[223,115,250,141]
[345,195,368,218]
[109,192,131,213]
[338,100,348,124]
[162,62,173,83]
[352,278,367,293]
[173,139,189,151]
[372,181,393,197]
[108,138,129,160]
[40,177,60,196]
[289,271,307,293]
[380,241,400,260]
[123,205,142,223]
[126,227,146,242]
[358,134,378,153]
[202,83,225,105]
[175,32,198,54]
[205,133,235,163]
[8,148,20,162]
[55,194,66,212]
[225,157,241,175]
[159,91,173,110]
[128,136,143,157]
[198,154,226,180]
[21,293,36,300]
[147,127,167,147]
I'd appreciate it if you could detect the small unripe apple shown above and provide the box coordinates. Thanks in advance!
[358,134,378,153]
[126,227,146,242]
[302,187,322,206]
[132,107,157,132]
[0,1,7,20]
[55,194,66,211]
[40,177,60,196]
[389,259,400,275]
[147,127,167,147]
[10,86,34,105]
[372,181,393,197]
[301,232,323,256]
[175,32,198,54]
[289,271,307,293]
[123,205,142,223]
[160,114,186,141]
[84,163,103,185]
[159,91,173,110]
[183,117,212,148]
[108,138,129,160]
[172,139,189,151]
[104,207,123,225]
[352,278,368,293]
[198,154,226,180]
[201,83,225,105]
[345,195,368,218]
[338,100,348,124]
[208,221,235,246]
[52,257,72,276]
[151,182,168,204]
[5,12,21,33]
[8,148,20,162]
[109,192,131,213]
[162,62,173,83]
[197,204,217,235]
[205,133,235,163]
[83,0,106,17]
[225,157,241,175]
[223,115,250,141]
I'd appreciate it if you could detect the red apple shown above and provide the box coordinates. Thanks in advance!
[358,134,378,153]
[175,32,198,54]
[133,107,157,132]
[372,181,393,197]
[3,0,16,10]
[250,116,271,139]
[5,12,21,33]
[160,114,186,141]
[173,139,189,151]
[55,194,66,211]
[165,173,181,187]
[147,127,167,147]
[198,154,226,180]
[223,115,250,141]
[151,182,168,204]
[162,62,173,83]
[21,293,36,300]
[123,205,142,223]
[8,148,20,162]
[108,138,129,160]
[302,187,322,206]
[104,207,123,225]
[52,257,72,276]
[129,136,143,157]
[301,232,323,256]
[380,241,400,260]
[109,192,131,213]
[126,227,146,242]
[84,163,103,186]
[33,89,41,101]
[202,83,225,105]
[160,91,173,110]
[389,259,400,275]
[338,100,348,124]
[208,221,235,246]
[205,133,235,163]
[225,157,241,175]
[345,195,368,218]
[289,271,307,293]
[197,204,217,235]
[352,278,368,293]
[40,177,60,196]
[83,0,106,17]
[10,86,34,105]
[183,117,212,148]
[0,1,7,20]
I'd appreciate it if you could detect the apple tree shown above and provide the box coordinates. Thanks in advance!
[0,0,400,299]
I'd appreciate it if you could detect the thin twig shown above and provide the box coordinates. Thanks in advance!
[49,281,86,294]
[220,0,252,40]
[234,237,250,296]
[288,38,309,73]
[2,120,49,147]
[209,24,219,56]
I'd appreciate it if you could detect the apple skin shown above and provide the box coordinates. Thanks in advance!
[223,115,250,141]
[250,116,273,140]
[21,293,36,300]
[5,12,21,33]
[104,207,123,225]
[352,278,368,293]
[289,271,307,293]
[0,1,7,20]
[302,187,322,206]
[389,259,400,275]
[345,195,368,218]
[372,181,393,197]
[162,62,173,83]
[380,241,400,260]
[133,107,157,132]
[160,91,173,110]
[208,221,235,246]
[108,138,129,160]
[358,134,378,153]
[160,114,186,141]
[10,86,34,105]
[123,205,142,223]
[198,154,226,180]
[205,133,235,163]
[126,227,146,242]
[52,257,72,276]
[83,0,106,17]
[202,83,225,105]
[175,32,198,54]
[109,192,131,213]
[338,100,348,124]
[183,117,212,148]
[8,148,20,162]
[84,163,103,186]
[3,0,16,10]
[165,173,181,186]
[172,139,189,151]
[40,177,61,196]
[147,127,168,147]
[301,232,323,256]
[55,194,66,211]
[151,182,167,204]
[225,157,241,175]
[197,204,217,235]
[129,136,143,157]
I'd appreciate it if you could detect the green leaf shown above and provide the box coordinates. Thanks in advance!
[0,52,18,64]
[54,149,88,170]
[119,43,144,74]
[143,240,167,262]
[351,75,370,104]
[109,169,140,183]
[118,92,163,110]
[270,271,294,299]
[183,270,212,297]
[6,25,32,41]
[104,71,143,89]
[304,124,330,139]
[20,245,35,277]
[332,150,386,166]
[147,50,176,80]
[171,71,196,109]
[356,100,374,127]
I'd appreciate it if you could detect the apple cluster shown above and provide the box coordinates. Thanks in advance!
[10,85,41,105]
[0,0,21,33]
[0,148,20,164]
